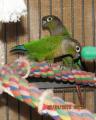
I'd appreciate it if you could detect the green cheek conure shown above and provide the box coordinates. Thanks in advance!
[11,15,82,69]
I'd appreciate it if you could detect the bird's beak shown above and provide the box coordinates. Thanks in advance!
[42,20,47,29]
[74,53,80,60]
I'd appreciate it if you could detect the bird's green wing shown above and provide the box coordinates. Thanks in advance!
[24,36,64,61]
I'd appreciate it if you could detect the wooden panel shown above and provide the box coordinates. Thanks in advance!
[54,89,64,99]
[17,0,28,44]
[63,0,72,36]
[8,96,19,120]
[52,0,61,18]
[65,92,74,103]
[19,102,30,120]
[0,94,7,120]
[6,23,17,63]
[31,109,42,120]
[86,91,94,112]
[84,0,93,45]
[74,0,82,43]
[18,1,29,44]
[29,0,39,40]
[41,0,50,37]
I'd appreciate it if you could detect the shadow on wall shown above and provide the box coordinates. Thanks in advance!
[0,21,26,43]
[0,21,27,64]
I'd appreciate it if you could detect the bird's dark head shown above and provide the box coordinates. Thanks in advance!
[42,15,62,29]
[64,38,81,60]
[71,39,81,60]
[42,15,70,36]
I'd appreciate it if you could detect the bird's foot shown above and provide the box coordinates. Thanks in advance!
[46,59,54,67]
[62,57,74,71]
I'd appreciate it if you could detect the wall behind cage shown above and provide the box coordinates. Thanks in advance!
[0,0,96,120]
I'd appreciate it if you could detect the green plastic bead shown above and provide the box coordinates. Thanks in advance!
[81,46,96,60]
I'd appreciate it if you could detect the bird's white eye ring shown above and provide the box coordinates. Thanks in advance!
[47,17,53,22]
[76,46,80,52]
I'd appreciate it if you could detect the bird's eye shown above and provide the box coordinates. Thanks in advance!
[47,17,53,22]
[76,46,80,52]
